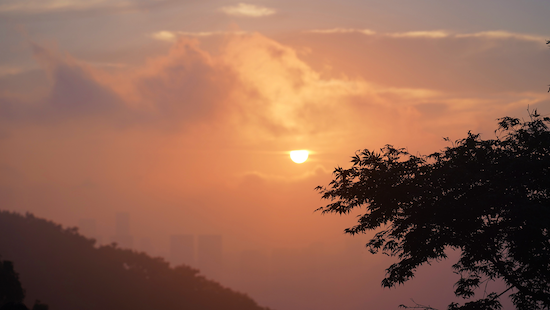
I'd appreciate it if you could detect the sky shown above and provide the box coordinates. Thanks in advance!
[1,1,549,309]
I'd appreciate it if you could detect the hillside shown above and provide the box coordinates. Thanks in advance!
[0,211,270,310]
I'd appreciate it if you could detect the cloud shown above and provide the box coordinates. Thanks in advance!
[220,3,276,17]
[308,28,376,35]
[239,164,331,184]
[4,42,123,120]
[456,31,548,42]
[127,38,238,125]
[0,0,114,13]
[388,30,450,38]
[306,28,548,42]
[149,30,247,42]
[1,38,238,127]
[0,0,178,17]
[3,31,548,150]
[288,27,550,97]
[150,31,178,42]
[0,66,27,77]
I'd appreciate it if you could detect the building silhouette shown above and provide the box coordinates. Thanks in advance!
[110,212,134,249]
[197,234,222,279]
[170,234,195,266]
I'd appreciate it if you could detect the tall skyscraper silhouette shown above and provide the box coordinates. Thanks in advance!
[170,234,195,267]
[110,212,134,249]
[197,235,222,279]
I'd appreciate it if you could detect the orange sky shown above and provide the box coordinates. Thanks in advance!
[1,1,549,309]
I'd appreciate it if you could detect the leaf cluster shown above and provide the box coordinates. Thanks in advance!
[316,111,550,310]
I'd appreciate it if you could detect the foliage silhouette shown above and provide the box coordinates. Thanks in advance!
[0,259,49,310]
[316,111,550,310]
[0,211,269,310]
[30,301,48,310]
[0,259,25,307]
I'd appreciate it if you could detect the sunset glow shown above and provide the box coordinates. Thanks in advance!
[0,1,548,310]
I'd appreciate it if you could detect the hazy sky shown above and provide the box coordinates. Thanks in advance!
[1,1,549,310]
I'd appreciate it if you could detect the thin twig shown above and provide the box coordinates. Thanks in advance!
[399,299,439,310]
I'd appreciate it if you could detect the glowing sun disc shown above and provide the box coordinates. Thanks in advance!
[290,150,309,163]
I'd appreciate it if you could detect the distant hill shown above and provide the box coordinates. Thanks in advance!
[0,211,271,310]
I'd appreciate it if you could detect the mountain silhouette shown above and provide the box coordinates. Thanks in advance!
[0,211,270,310]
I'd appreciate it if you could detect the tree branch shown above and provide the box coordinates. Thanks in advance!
[399,299,438,310]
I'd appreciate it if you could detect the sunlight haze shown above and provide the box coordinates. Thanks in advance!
[0,0,549,309]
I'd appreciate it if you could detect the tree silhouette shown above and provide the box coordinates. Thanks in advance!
[0,259,25,307]
[316,111,550,310]
[30,301,48,310]
[0,259,48,310]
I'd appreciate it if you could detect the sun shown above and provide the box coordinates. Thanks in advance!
[290,150,309,164]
